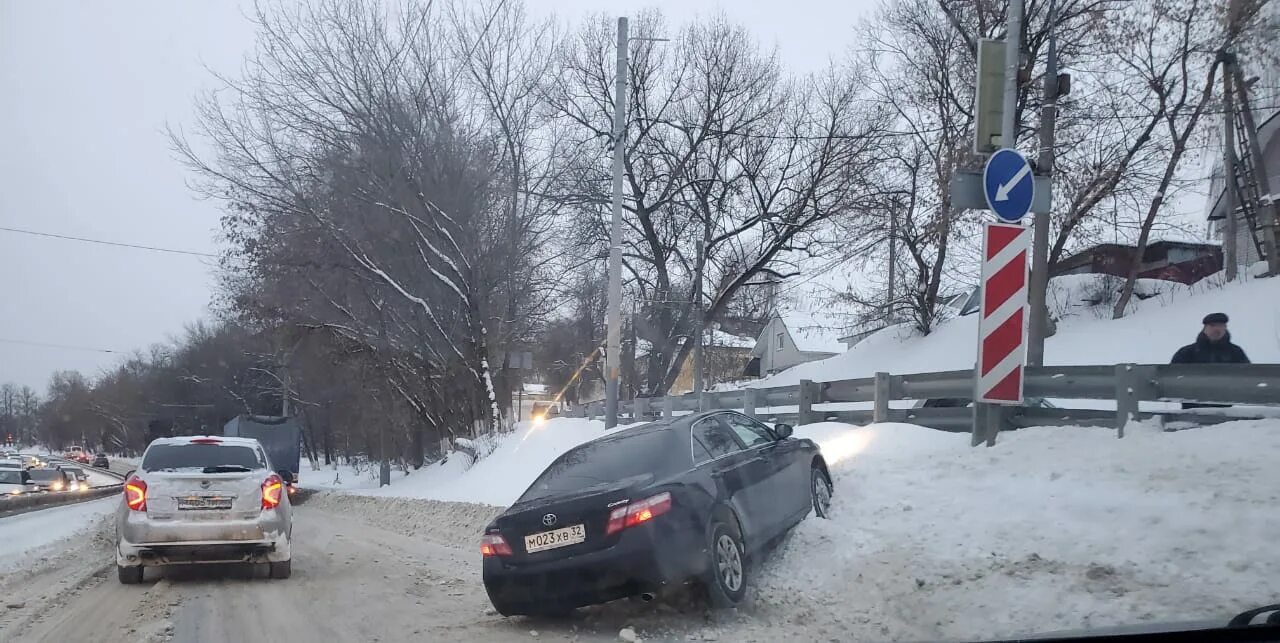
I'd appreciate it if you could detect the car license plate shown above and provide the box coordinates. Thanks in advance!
[524,524,586,553]
[177,496,233,511]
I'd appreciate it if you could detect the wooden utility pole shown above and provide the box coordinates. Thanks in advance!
[1222,53,1240,281]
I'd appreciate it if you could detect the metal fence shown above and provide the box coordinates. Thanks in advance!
[571,364,1280,445]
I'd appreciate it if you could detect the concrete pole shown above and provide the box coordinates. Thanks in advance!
[604,17,628,429]
[1001,0,1022,147]
[1222,57,1240,281]
[693,239,705,395]
[1027,0,1057,367]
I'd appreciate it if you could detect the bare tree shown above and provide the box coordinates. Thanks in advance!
[547,11,888,393]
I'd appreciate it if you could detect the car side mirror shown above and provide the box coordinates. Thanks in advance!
[278,469,294,484]
[774,423,794,439]
[124,469,136,480]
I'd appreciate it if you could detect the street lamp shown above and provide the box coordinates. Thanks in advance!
[605,17,668,429]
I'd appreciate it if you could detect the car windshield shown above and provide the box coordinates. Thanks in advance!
[0,470,25,485]
[141,444,262,472]
[518,429,673,503]
[27,470,63,482]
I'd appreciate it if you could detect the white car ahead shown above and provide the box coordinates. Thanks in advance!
[115,435,293,584]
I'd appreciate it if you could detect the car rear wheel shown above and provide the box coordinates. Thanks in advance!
[269,560,292,579]
[117,565,143,585]
[811,466,833,519]
[704,518,747,608]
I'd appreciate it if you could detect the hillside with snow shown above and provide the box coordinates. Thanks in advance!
[753,272,1280,387]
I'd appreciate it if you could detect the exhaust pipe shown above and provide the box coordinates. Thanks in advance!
[640,592,655,602]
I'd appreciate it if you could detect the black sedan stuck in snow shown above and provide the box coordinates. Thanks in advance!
[481,411,832,616]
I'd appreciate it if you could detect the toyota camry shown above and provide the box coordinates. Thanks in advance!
[481,410,832,616]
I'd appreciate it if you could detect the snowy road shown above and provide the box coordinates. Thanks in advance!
[0,493,920,643]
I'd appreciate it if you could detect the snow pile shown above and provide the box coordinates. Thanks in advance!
[0,497,117,572]
[311,419,645,506]
[755,273,1280,387]
[1046,273,1190,321]
[757,420,1280,640]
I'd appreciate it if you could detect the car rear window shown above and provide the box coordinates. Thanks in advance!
[519,429,676,502]
[141,444,263,472]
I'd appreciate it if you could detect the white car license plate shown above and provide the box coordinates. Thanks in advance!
[524,524,586,553]
[177,496,234,511]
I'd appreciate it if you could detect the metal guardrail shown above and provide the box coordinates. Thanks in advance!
[572,363,1280,444]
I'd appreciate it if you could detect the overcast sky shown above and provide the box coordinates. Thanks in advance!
[0,0,875,392]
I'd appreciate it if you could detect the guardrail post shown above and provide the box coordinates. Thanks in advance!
[971,403,1003,447]
[1115,363,1140,438]
[663,395,675,419]
[744,388,758,418]
[635,396,650,420]
[873,372,891,423]
[799,379,817,425]
[699,391,715,412]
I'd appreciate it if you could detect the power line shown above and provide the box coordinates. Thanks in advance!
[0,337,124,354]
[0,226,218,258]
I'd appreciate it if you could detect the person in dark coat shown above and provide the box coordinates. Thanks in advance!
[1170,312,1249,411]
[1170,312,1250,365]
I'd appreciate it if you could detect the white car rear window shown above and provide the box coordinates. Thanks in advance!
[142,444,263,472]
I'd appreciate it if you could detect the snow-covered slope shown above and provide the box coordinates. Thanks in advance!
[760,419,1280,640]
[753,273,1280,387]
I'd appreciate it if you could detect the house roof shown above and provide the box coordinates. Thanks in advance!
[776,308,848,354]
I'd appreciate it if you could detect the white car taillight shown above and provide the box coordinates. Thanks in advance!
[125,478,147,511]
[261,474,284,510]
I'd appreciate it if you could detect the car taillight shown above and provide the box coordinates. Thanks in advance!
[190,438,222,445]
[125,478,147,511]
[480,534,512,557]
[261,474,284,510]
[606,491,672,536]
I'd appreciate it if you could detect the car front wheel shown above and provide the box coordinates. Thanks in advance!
[704,517,747,608]
[811,466,833,518]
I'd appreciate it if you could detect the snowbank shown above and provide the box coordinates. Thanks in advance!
[754,274,1280,387]
[310,419,647,507]
[760,419,1280,640]
[0,497,117,573]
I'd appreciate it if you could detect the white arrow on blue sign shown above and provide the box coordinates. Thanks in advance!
[982,148,1035,222]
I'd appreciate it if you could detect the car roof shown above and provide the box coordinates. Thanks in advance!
[148,435,262,448]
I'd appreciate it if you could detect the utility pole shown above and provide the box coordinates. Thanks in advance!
[1222,54,1240,281]
[693,239,705,395]
[604,17,628,429]
[1027,0,1058,366]
[1000,0,1022,148]
[1231,65,1280,276]
[887,203,897,321]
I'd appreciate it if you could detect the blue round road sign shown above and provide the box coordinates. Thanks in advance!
[982,148,1035,222]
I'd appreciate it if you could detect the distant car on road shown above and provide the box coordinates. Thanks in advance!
[27,468,71,492]
[481,410,832,616]
[93,454,110,469]
[63,446,93,464]
[0,468,36,495]
[115,435,294,584]
[61,467,90,491]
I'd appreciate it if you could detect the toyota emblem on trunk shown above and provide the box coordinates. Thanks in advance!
[542,513,557,526]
